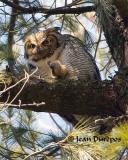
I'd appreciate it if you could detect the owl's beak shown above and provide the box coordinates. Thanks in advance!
[28,63,36,70]
[37,48,43,55]
[27,61,37,70]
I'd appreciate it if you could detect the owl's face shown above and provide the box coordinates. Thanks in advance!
[24,29,59,61]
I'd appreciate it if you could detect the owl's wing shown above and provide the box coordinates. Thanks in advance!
[60,34,101,81]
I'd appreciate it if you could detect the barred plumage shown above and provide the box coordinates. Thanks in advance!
[58,34,101,81]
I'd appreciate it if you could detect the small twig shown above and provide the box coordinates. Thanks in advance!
[0,102,45,108]
[9,70,30,104]
[94,27,102,59]
[0,67,38,95]
[118,148,128,160]
[0,91,10,112]
[49,113,67,136]
[23,142,60,160]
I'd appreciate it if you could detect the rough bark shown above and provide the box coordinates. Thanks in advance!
[101,0,128,69]
[0,70,127,116]
[98,1,128,116]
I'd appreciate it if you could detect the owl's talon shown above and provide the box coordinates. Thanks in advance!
[48,61,55,69]
[48,60,68,79]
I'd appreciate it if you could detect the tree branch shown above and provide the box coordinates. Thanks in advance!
[0,70,127,116]
[7,0,19,71]
[101,1,128,69]
[8,0,18,49]
[0,0,96,15]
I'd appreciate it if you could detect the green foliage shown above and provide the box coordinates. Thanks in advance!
[0,109,41,159]
[0,44,14,61]
[62,15,79,32]
[60,119,128,160]
[0,112,127,159]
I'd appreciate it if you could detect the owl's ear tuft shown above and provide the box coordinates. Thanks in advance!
[45,27,61,33]
[53,27,61,32]
[24,40,30,59]
[23,34,30,43]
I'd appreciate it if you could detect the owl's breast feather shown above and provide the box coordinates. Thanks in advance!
[27,50,62,82]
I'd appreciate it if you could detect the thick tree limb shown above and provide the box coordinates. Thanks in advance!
[0,70,127,116]
[0,0,96,15]
[101,1,128,69]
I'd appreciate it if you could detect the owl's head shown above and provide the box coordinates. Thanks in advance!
[24,27,61,61]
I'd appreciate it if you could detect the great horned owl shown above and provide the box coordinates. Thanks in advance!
[24,27,100,82]
[24,27,101,124]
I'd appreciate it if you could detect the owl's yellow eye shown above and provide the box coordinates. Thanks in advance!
[29,44,36,49]
[42,39,49,46]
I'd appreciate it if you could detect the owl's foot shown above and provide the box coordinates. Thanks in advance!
[48,60,68,79]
